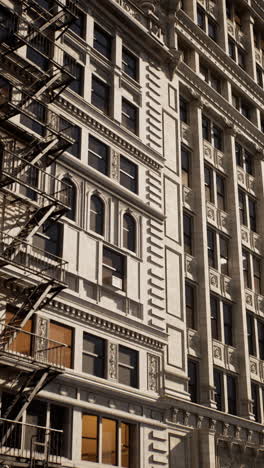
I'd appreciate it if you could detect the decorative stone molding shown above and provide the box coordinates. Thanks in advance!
[57,96,163,171]
[209,268,232,300]
[213,340,239,372]
[34,316,49,361]
[185,253,197,281]
[147,353,160,393]
[204,141,225,173]
[187,329,200,356]
[180,121,192,147]
[182,185,193,212]
[107,342,118,381]
[111,150,120,180]
[49,298,165,350]
[206,202,230,234]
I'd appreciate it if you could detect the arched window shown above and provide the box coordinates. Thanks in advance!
[62,178,77,221]
[90,195,104,235]
[123,213,136,252]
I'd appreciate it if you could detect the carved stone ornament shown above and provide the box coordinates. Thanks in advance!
[245,293,253,306]
[207,207,215,220]
[197,415,203,429]
[167,49,183,80]
[250,361,258,375]
[241,229,248,242]
[147,353,160,392]
[108,342,118,380]
[210,274,218,287]
[111,151,120,180]
[209,418,216,432]
[214,345,222,360]
[35,316,49,362]
[183,411,190,426]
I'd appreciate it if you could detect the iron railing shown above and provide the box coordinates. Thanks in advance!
[0,149,72,208]
[0,323,68,368]
[0,231,68,283]
[0,417,62,464]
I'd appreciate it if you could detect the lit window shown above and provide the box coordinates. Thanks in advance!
[122,99,138,134]
[88,135,109,175]
[122,48,138,81]
[118,345,138,388]
[82,414,133,467]
[93,24,112,60]
[82,332,105,378]
[120,156,138,193]
[103,247,125,290]
[91,76,110,114]
[123,213,136,252]
[90,195,104,235]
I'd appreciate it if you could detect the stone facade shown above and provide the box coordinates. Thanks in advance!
[1,0,264,467]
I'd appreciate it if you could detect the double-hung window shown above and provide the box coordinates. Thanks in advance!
[183,213,193,255]
[122,99,138,134]
[118,345,138,388]
[103,247,125,291]
[120,156,138,193]
[188,359,198,403]
[202,116,223,151]
[122,48,138,81]
[82,333,105,378]
[91,76,110,114]
[185,282,196,330]
[181,146,191,187]
[93,24,112,60]
[197,5,217,41]
[88,135,109,175]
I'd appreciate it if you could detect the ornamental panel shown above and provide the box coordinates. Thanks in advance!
[147,353,160,393]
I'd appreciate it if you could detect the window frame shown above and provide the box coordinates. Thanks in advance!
[118,345,138,388]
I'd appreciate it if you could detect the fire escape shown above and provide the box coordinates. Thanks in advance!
[0,0,78,462]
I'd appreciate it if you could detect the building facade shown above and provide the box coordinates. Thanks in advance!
[1,0,264,467]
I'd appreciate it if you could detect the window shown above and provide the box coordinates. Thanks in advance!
[180,97,189,123]
[103,247,125,290]
[236,143,253,174]
[253,256,261,294]
[94,24,112,60]
[251,383,260,422]
[256,66,263,88]
[33,222,62,258]
[64,53,84,96]
[183,213,193,255]
[82,333,105,378]
[238,190,246,225]
[202,116,223,150]
[197,5,217,41]
[21,101,46,136]
[91,76,110,114]
[200,62,221,93]
[223,303,232,346]
[249,198,257,232]
[120,156,138,193]
[227,375,237,415]
[220,235,229,275]
[59,119,81,158]
[232,93,251,120]
[258,322,264,361]
[185,283,196,330]
[118,345,138,388]
[69,8,85,37]
[88,135,109,175]
[122,99,138,134]
[50,404,71,457]
[228,37,246,69]
[211,296,219,340]
[207,229,216,268]
[228,38,236,60]
[62,178,76,221]
[82,414,133,467]
[247,313,256,356]
[188,359,198,403]
[204,166,213,203]
[242,250,250,289]
[20,165,39,201]
[90,195,104,235]
[122,48,138,81]
[214,369,223,411]
[49,320,73,368]
[216,174,225,211]
[27,46,49,71]
[181,146,191,187]
[6,305,33,356]
[123,213,136,252]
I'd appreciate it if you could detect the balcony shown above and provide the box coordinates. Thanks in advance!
[0,150,72,209]
[0,231,68,284]
[0,417,62,464]
[0,323,68,369]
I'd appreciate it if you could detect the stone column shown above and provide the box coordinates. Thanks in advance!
[224,125,254,420]
[190,96,216,409]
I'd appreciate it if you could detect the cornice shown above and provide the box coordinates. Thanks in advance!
[56,96,164,172]
[178,62,264,152]
[49,298,167,350]
[176,10,264,115]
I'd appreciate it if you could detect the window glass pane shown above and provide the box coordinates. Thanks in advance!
[90,195,104,235]
[247,313,255,356]
[82,414,98,461]
[121,423,130,468]
[83,332,105,378]
[122,48,138,80]
[202,116,210,141]
[214,369,223,410]
[186,283,195,329]
[227,375,237,415]
[123,214,136,252]
[223,303,232,346]
[91,76,110,114]
[119,345,138,388]
[88,136,108,175]
[188,360,198,403]
[258,321,264,360]
[102,418,117,465]
[183,214,192,254]
[120,156,138,193]
[180,97,188,123]
[49,321,73,368]
[94,24,112,59]
[211,296,219,340]
[122,99,138,134]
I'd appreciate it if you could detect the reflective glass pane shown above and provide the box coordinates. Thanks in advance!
[121,423,130,468]
[82,414,98,461]
[102,418,117,465]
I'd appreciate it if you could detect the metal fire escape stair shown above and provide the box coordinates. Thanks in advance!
[0,281,63,351]
[0,368,60,447]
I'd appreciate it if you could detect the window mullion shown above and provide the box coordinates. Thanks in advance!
[98,416,102,464]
